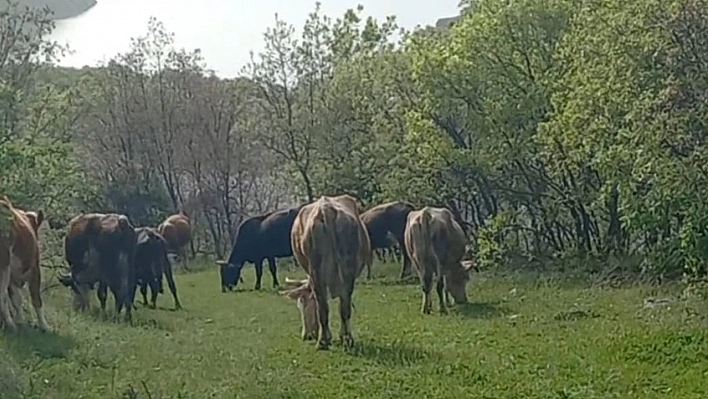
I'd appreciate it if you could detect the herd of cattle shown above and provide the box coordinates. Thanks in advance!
[0,194,477,351]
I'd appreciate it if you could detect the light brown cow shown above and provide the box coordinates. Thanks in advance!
[404,206,475,315]
[0,196,48,331]
[157,211,192,268]
[282,194,371,350]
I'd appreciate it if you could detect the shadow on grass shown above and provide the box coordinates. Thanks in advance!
[347,340,442,366]
[359,276,420,287]
[74,307,176,332]
[2,326,77,361]
[453,301,509,319]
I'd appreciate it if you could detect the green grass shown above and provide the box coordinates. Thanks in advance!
[1,260,708,399]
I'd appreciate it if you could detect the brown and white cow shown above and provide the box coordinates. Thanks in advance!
[404,206,475,315]
[58,213,137,321]
[0,196,48,331]
[157,211,192,269]
[281,194,371,350]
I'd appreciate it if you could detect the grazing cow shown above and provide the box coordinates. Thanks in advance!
[0,197,48,331]
[216,204,305,292]
[58,213,138,321]
[404,206,475,315]
[134,227,182,310]
[374,232,402,264]
[282,194,371,350]
[157,211,192,268]
[361,201,414,279]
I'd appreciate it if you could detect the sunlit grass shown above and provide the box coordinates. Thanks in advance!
[1,260,707,398]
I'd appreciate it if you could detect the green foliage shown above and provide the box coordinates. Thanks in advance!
[0,139,93,223]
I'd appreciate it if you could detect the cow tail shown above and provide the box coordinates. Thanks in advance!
[320,206,341,298]
[419,208,439,272]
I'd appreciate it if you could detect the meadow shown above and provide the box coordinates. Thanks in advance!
[1,260,707,399]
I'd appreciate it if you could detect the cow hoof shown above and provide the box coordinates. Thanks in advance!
[316,341,331,350]
[439,307,448,315]
[341,335,355,350]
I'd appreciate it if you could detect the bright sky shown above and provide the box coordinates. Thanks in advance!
[50,0,460,77]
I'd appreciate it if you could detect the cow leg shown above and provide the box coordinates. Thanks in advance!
[148,279,159,309]
[436,276,448,314]
[27,269,49,331]
[97,282,108,316]
[267,257,279,288]
[338,268,356,349]
[0,264,16,331]
[140,282,149,306]
[397,236,413,279]
[8,285,24,326]
[312,273,332,350]
[420,267,434,315]
[374,249,383,263]
[163,262,182,310]
[254,260,264,290]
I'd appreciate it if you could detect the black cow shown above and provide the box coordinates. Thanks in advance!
[58,213,138,321]
[216,204,305,292]
[361,201,414,279]
[134,227,182,310]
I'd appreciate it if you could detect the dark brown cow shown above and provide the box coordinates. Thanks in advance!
[0,197,48,331]
[361,201,414,279]
[134,227,182,310]
[59,213,137,321]
[404,206,475,315]
[157,211,192,268]
[282,194,371,350]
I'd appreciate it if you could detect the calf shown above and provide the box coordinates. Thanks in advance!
[0,197,48,331]
[282,195,371,350]
[216,204,305,292]
[58,213,137,321]
[404,206,474,315]
[157,211,192,268]
[361,201,414,279]
[134,227,182,310]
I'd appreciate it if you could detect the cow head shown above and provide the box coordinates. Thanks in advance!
[23,210,45,233]
[216,260,242,292]
[445,260,476,304]
[58,272,91,311]
[280,277,318,341]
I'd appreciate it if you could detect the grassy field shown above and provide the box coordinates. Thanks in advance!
[1,260,707,399]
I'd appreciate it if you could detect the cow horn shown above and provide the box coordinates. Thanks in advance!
[284,277,308,287]
[461,260,476,272]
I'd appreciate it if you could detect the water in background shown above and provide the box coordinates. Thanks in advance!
[49,0,460,77]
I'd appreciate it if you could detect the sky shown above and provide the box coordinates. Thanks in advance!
[49,0,461,77]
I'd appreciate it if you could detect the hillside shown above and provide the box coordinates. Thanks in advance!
[5,0,97,20]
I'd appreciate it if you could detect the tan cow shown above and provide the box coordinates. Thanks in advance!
[281,194,371,350]
[404,206,475,315]
[0,196,48,331]
[157,211,192,268]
